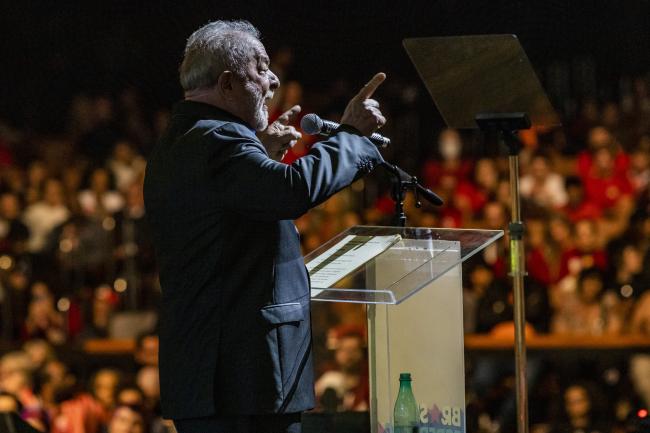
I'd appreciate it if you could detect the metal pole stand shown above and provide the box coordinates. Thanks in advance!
[475,112,530,433]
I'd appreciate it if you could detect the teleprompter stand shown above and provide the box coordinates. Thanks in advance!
[403,35,561,433]
[475,111,531,433]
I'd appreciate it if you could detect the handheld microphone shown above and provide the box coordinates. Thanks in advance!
[300,113,390,148]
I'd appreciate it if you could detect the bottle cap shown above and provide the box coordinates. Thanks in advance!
[399,373,412,381]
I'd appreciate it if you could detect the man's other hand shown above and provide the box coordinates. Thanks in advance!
[258,105,302,162]
[340,73,387,136]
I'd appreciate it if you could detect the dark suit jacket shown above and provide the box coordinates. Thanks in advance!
[143,101,383,420]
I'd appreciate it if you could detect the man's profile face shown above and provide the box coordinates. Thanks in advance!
[230,38,280,131]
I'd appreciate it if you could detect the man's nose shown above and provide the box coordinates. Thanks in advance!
[269,70,280,91]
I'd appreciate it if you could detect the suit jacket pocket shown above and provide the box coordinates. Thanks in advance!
[260,302,304,325]
[260,301,310,406]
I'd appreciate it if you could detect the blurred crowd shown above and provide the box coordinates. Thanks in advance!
[0,334,166,432]
[1,44,650,432]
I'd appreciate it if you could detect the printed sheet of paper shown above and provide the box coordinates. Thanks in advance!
[306,234,402,289]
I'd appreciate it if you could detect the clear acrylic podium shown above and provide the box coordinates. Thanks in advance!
[305,226,503,433]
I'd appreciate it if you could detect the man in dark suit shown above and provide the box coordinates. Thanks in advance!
[143,20,386,433]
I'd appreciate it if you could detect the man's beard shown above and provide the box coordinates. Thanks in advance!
[244,82,270,131]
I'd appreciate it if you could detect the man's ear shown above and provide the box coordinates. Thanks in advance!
[216,71,234,98]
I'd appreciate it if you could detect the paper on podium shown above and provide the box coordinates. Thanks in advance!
[306,234,402,290]
[305,226,504,304]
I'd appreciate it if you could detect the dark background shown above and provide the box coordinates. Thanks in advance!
[2,0,649,132]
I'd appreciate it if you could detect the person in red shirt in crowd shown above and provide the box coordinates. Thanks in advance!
[424,172,464,228]
[561,176,603,223]
[525,217,555,286]
[419,129,475,227]
[577,127,632,205]
[427,157,501,229]
[628,139,650,194]
[51,368,116,433]
[456,158,500,216]
[576,127,636,240]
[421,128,473,189]
[549,214,575,255]
[545,214,576,284]
[558,219,607,281]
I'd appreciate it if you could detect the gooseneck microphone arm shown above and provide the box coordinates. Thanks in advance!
[300,112,443,226]
[380,163,444,227]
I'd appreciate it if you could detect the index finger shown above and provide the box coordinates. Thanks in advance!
[355,73,386,100]
[276,105,301,125]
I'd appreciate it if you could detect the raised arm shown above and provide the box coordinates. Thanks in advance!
[213,125,383,220]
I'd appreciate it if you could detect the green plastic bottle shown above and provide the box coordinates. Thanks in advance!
[393,372,419,433]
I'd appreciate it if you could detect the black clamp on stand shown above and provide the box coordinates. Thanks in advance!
[381,163,444,227]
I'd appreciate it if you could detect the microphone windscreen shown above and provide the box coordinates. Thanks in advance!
[300,113,323,135]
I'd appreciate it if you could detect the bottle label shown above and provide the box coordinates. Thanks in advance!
[383,404,464,433]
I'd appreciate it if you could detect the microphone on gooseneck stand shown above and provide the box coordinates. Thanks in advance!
[300,113,391,148]
[300,113,443,207]
[383,163,444,206]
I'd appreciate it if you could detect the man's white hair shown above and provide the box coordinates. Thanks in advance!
[179,20,261,91]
